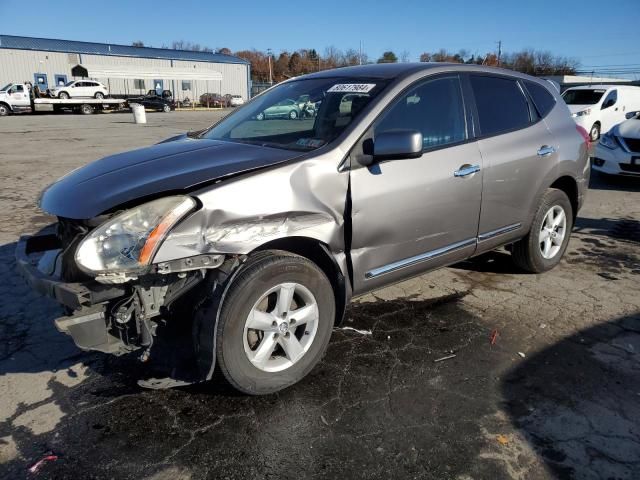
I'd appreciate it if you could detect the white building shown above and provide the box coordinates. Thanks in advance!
[0,35,251,101]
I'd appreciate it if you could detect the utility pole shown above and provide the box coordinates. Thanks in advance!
[496,40,502,66]
[267,48,273,85]
[359,40,363,65]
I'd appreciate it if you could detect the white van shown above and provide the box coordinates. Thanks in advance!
[562,85,640,141]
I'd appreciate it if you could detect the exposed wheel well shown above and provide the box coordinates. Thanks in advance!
[254,237,348,325]
[550,176,578,220]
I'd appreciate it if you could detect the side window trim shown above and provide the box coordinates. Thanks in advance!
[466,72,540,140]
[373,73,471,154]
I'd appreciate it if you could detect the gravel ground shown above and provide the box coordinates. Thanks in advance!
[0,110,639,480]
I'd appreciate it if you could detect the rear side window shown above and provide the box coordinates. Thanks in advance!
[375,76,467,150]
[470,75,531,136]
[524,81,556,118]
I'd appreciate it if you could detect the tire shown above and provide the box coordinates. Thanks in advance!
[511,188,573,273]
[58,91,70,99]
[162,104,171,113]
[80,104,94,115]
[256,112,265,121]
[289,109,298,120]
[589,123,600,142]
[0,103,10,116]
[94,92,105,99]
[215,251,335,395]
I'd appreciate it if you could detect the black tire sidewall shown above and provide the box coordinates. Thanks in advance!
[216,254,335,394]
[527,189,573,272]
[590,123,600,141]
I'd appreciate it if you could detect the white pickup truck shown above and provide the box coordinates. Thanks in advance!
[0,83,125,116]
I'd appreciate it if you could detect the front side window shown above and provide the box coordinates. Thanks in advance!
[601,90,617,109]
[201,78,389,151]
[374,76,467,150]
[470,75,531,136]
[10,85,24,93]
[562,89,605,105]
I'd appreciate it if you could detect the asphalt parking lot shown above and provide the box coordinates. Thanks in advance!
[0,110,639,480]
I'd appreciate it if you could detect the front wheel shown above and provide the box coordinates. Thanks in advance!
[0,104,10,116]
[511,188,573,273]
[162,104,171,113]
[94,92,105,99]
[215,251,335,394]
[58,92,70,99]
[590,123,600,142]
[289,109,298,120]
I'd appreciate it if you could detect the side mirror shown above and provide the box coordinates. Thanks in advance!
[362,130,423,165]
[625,111,639,120]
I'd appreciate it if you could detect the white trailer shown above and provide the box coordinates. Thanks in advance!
[0,83,126,116]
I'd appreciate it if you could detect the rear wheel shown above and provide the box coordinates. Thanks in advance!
[162,104,171,113]
[215,251,335,394]
[512,188,573,273]
[80,104,95,115]
[589,123,601,142]
[58,91,70,99]
[94,92,105,99]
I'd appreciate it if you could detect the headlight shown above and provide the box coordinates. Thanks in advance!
[599,132,619,150]
[572,108,591,117]
[75,196,196,274]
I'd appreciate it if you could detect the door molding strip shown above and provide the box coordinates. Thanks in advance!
[477,223,522,241]
[365,238,476,279]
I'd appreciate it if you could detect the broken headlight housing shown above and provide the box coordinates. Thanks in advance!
[75,196,196,274]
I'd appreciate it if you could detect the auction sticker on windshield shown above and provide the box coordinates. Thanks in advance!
[327,83,376,93]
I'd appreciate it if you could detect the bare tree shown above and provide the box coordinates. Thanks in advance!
[400,50,411,63]
[131,41,145,47]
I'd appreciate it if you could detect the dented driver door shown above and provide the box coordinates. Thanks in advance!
[349,74,482,295]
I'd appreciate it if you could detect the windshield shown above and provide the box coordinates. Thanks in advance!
[201,77,389,151]
[0,83,12,92]
[562,89,605,105]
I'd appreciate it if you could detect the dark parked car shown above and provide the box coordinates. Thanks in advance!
[128,90,174,113]
[199,93,228,108]
[17,63,589,395]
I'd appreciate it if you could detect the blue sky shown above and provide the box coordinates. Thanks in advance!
[3,0,640,78]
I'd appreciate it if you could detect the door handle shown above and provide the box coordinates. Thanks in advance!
[454,164,481,177]
[537,145,556,157]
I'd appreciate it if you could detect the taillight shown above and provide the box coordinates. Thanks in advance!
[576,125,590,146]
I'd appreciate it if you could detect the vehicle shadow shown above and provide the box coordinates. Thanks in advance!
[588,170,640,193]
[0,240,94,377]
[502,311,640,479]
[451,249,522,274]
[0,291,513,480]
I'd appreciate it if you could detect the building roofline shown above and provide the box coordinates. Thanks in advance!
[0,34,249,65]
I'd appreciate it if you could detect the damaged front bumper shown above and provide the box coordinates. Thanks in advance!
[15,227,224,359]
[16,230,129,353]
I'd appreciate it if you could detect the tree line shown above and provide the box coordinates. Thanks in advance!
[131,41,578,81]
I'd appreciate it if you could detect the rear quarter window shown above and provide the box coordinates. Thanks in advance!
[524,81,556,118]
[470,75,531,137]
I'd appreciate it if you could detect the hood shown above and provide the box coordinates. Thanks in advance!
[39,136,302,219]
[567,104,593,114]
[616,118,640,139]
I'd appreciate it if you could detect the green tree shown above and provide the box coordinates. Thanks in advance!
[377,51,398,63]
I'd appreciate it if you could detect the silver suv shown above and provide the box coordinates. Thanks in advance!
[17,63,590,393]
